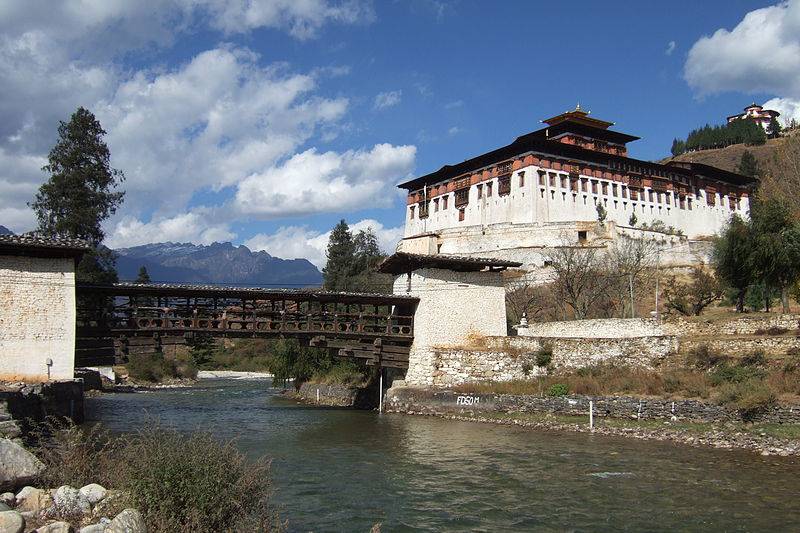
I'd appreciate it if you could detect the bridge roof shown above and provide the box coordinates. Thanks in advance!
[378,252,522,275]
[77,282,419,305]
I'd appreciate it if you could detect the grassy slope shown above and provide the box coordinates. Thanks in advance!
[659,135,790,173]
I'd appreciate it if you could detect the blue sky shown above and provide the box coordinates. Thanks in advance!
[2,0,799,267]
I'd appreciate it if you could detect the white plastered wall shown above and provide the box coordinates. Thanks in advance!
[394,267,507,386]
[0,255,76,381]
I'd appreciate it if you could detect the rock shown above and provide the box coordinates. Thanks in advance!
[0,504,8,513]
[0,510,24,533]
[78,485,107,506]
[36,522,74,533]
[79,524,107,533]
[91,492,128,520]
[105,509,146,533]
[15,487,53,514]
[0,439,45,492]
[52,486,91,517]
[0,494,14,507]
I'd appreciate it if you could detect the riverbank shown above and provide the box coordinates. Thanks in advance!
[385,386,800,456]
[196,370,273,380]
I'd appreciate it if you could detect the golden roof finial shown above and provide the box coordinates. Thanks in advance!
[575,103,581,111]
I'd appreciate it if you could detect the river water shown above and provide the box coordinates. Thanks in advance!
[85,379,800,532]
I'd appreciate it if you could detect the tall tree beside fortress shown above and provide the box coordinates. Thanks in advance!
[323,220,389,293]
[736,150,760,178]
[30,107,125,283]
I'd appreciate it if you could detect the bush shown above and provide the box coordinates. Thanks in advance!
[126,352,196,382]
[547,383,569,397]
[715,380,776,421]
[312,360,367,386]
[535,344,553,368]
[740,350,767,367]
[687,345,728,370]
[709,363,764,385]
[32,421,281,532]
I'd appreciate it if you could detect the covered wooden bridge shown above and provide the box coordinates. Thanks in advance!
[76,283,418,369]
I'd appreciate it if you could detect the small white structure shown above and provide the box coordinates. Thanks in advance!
[0,234,87,382]
[378,252,520,386]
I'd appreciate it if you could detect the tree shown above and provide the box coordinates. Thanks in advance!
[605,237,659,318]
[136,266,151,284]
[30,107,125,282]
[671,138,686,156]
[544,241,613,319]
[662,267,724,316]
[505,282,557,326]
[595,203,607,223]
[736,150,761,178]
[769,117,782,137]
[322,220,356,291]
[747,199,800,313]
[628,212,637,227]
[713,214,754,312]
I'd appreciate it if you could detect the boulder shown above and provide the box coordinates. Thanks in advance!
[36,522,74,533]
[0,439,45,492]
[78,524,107,533]
[0,504,8,513]
[0,494,14,507]
[105,509,146,533]
[52,486,91,517]
[78,485,106,506]
[91,492,129,520]
[0,510,24,533]
[15,487,52,514]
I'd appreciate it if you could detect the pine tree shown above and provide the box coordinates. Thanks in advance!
[736,150,760,177]
[769,117,782,137]
[322,220,356,291]
[136,266,151,283]
[30,107,125,282]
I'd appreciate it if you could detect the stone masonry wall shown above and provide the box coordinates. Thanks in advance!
[386,386,800,425]
[0,255,76,381]
[663,314,800,337]
[432,335,677,386]
[516,317,664,338]
[0,380,84,439]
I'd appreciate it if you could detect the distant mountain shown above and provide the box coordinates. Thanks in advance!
[0,225,13,235]
[115,241,322,288]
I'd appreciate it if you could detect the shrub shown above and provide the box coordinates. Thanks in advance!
[687,344,728,370]
[740,350,767,367]
[126,352,196,382]
[312,360,367,386]
[535,344,553,368]
[715,380,776,421]
[33,421,281,532]
[709,363,764,385]
[521,361,534,377]
[547,383,569,397]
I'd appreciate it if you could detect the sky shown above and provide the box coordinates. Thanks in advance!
[2,0,800,268]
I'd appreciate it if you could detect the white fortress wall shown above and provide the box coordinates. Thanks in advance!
[405,162,748,242]
[0,255,77,381]
[394,267,508,386]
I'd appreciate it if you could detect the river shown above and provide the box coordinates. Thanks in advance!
[85,379,800,532]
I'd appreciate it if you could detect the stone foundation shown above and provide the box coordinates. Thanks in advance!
[0,380,84,439]
[386,386,800,424]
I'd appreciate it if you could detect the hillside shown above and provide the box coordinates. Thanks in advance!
[661,135,789,173]
[115,241,322,288]
[0,225,12,235]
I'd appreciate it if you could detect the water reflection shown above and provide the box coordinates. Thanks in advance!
[85,379,800,532]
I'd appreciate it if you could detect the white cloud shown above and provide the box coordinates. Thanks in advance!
[373,90,402,110]
[106,211,235,249]
[684,1,800,96]
[764,96,800,125]
[444,99,463,109]
[665,41,676,56]
[447,126,462,136]
[245,218,403,267]
[96,46,349,216]
[235,143,415,218]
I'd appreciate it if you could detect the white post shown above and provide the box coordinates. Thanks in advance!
[379,371,383,413]
[316,388,320,404]
[589,400,594,430]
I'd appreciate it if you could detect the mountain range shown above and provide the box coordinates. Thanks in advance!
[115,241,322,287]
[0,225,12,235]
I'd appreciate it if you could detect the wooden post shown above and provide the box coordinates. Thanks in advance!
[589,400,594,430]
